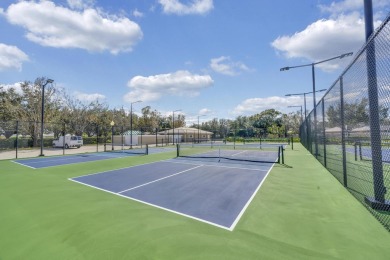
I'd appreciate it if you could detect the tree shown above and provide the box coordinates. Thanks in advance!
[326,98,388,129]
[0,86,24,138]
[139,106,162,131]
[250,109,282,136]
[17,78,61,146]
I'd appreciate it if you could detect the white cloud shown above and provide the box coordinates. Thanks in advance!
[210,56,251,76]
[67,0,95,10]
[318,0,362,14]
[271,0,390,71]
[232,96,304,116]
[159,0,213,15]
[319,0,390,15]
[199,108,212,115]
[0,82,23,94]
[133,9,144,18]
[272,13,367,71]
[0,43,29,71]
[4,1,143,54]
[74,91,105,102]
[124,70,213,102]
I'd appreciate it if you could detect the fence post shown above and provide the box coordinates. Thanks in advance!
[291,136,293,150]
[340,77,348,187]
[121,126,124,149]
[155,128,158,147]
[354,142,357,161]
[96,125,99,152]
[364,1,387,208]
[322,99,327,167]
[15,121,19,159]
[141,128,143,148]
[62,123,65,155]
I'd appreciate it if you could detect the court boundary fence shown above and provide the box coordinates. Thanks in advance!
[299,12,390,231]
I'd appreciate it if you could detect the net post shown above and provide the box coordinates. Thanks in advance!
[281,145,285,164]
[146,144,149,155]
[359,142,362,160]
[277,146,281,164]
[291,136,294,150]
[176,144,180,157]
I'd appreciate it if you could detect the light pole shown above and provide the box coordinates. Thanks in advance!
[281,52,353,157]
[285,89,326,120]
[172,109,181,145]
[197,115,206,143]
[110,120,115,150]
[39,78,54,156]
[285,89,327,149]
[130,100,142,149]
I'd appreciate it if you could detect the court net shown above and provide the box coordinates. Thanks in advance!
[177,144,283,164]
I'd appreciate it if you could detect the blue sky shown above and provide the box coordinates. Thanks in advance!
[1,0,390,125]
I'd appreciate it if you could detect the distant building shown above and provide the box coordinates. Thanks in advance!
[158,127,213,143]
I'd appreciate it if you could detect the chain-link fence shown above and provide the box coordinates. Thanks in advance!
[300,14,390,231]
[0,121,175,160]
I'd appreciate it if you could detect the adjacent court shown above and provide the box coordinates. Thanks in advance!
[70,159,274,230]
[12,151,144,169]
[11,146,175,169]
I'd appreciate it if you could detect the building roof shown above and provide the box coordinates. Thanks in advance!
[158,127,213,135]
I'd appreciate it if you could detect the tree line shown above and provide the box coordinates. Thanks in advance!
[1,77,303,145]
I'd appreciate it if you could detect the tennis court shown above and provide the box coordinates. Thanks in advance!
[70,155,275,230]
[12,148,147,169]
[2,143,390,259]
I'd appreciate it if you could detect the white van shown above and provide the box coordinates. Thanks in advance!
[52,135,83,148]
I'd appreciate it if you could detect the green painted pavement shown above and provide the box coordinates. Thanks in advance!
[0,144,389,259]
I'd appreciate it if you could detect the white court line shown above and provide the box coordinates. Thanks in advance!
[118,165,203,193]
[69,177,232,231]
[69,159,276,231]
[14,152,140,170]
[70,160,190,179]
[229,162,275,231]
[11,160,37,169]
[15,155,81,164]
[230,150,247,157]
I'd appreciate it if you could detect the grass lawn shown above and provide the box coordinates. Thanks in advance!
[0,144,389,259]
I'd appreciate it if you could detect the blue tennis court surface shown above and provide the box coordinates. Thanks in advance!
[70,159,274,230]
[12,152,144,169]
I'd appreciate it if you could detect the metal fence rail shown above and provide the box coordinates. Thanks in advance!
[300,13,390,231]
